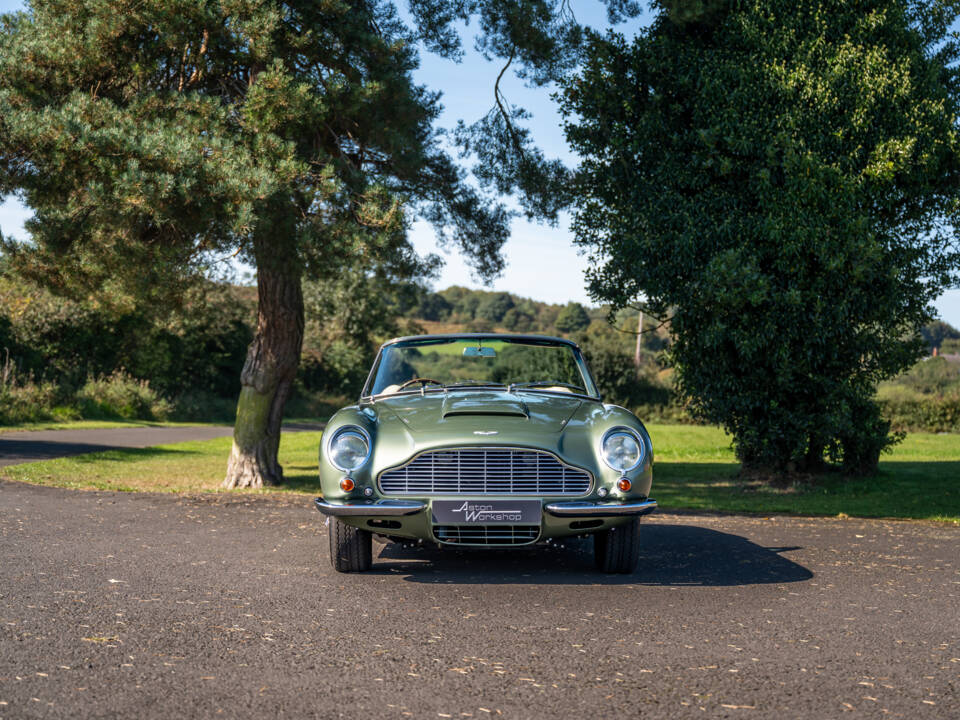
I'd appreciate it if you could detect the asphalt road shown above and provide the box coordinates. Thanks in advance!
[0,427,236,468]
[1,481,956,719]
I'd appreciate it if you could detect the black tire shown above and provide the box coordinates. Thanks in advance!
[594,517,641,574]
[328,517,373,572]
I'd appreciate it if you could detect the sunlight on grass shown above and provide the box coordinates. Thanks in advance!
[2,424,957,522]
[3,433,324,494]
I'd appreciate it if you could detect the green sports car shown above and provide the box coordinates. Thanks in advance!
[315,333,656,573]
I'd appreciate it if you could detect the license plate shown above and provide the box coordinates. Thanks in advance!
[431,499,542,525]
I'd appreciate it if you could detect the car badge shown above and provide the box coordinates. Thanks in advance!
[473,430,499,436]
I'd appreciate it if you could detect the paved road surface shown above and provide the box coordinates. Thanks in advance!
[0,425,324,468]
[0,427,235,468]
[0,480,956,719]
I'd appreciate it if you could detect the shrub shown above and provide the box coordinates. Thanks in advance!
[76,371,171,421]
[878,394,960,433]
[170,391,237,423]
[892,356,960,395]
[0,377,59,424]
[941,338,960,355]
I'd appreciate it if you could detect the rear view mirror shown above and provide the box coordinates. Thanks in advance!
[463,346,496,358]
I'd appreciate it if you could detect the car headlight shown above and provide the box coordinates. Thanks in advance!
[600,429,643,472]
[327,427,371,472]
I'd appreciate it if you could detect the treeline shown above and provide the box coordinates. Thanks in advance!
[409,287,590,334]
[403,286,680,415]
[2,265,959,431]
[0,265,675,424]
[0,264,418,423]
[0,271,253,423]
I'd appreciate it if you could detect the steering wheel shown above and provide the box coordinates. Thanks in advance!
[396,377,444,391]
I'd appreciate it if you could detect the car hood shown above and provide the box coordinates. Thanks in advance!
[373,390,582,435]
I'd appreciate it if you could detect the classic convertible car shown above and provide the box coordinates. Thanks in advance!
[314,334,656,573]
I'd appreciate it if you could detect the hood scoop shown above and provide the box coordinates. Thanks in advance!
[441,391,528,419]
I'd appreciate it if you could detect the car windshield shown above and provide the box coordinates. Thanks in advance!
[366,337,598,398]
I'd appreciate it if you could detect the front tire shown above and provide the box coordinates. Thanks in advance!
[594,517,641,574]
[329,517,372,572]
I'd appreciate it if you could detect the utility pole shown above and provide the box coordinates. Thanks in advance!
[634,310,643,372]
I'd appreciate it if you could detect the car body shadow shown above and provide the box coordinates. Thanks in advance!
[372,523,812,586]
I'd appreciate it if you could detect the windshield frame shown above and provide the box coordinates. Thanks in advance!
[360,334,601,401]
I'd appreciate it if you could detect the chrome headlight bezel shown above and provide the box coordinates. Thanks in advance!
[599,427,644,473]
[325,425,372,473]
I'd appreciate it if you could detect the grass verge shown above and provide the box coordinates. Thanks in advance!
[1,433,324,494]
[2,424,957,522]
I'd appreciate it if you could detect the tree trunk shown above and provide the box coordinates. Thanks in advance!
[223,236,304,489]
[802,432,826,473]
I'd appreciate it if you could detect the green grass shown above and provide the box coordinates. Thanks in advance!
[645,424,959,523]
[2,424,957,522]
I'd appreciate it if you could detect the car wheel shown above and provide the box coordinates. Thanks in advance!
[329,517,373,572]
[594,517,641,574]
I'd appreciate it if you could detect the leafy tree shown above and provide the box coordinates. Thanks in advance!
[452,291,482,320]
[0,0,640,487]
[535,303,561,331]
[580,325,671,407]
[501,305,535,331]
[563,0,960,474]
[922,320,960,351]
[300,251,430,396]
[477,291,515,323]
[555,301,590,333]
[0,267,252,401]
[414,292,453,322]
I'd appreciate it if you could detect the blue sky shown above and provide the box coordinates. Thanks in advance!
[1,1,959,324]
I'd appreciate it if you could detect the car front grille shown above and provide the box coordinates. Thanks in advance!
[378,447,592,496]
[433,524,540,546]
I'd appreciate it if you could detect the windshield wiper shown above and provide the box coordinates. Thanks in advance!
[509,381,586,392]
[444,381,507,389]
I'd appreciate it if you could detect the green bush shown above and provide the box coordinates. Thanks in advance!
[0,377,60,424]
[170,391,237,423]
[891,357,960,395]
[878,394,960,433]
[76,371,171,421]
[941,338,960,355]
[0,274,252,400]
[630,401,697,425]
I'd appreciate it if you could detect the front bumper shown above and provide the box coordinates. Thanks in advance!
[314,497,657,519]
[314,498,426,517]
[544,499,657,517]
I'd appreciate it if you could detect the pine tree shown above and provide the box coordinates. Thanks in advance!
[0,0,640,486]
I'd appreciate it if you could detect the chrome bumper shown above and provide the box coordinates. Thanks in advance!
[314,498,426,517]
[545,499,657,518]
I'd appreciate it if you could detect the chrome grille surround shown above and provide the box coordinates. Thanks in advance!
[377,446,593,496]
[433,524,540,546]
